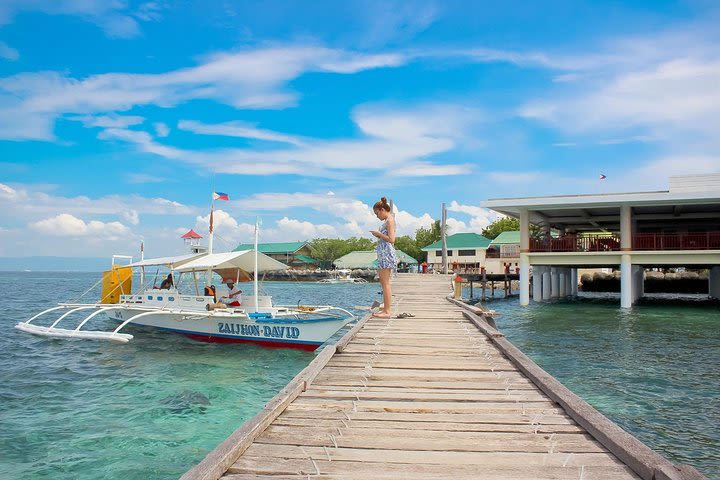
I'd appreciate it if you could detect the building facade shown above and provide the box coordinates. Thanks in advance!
[421,233,491,272]
[483,174,720,308]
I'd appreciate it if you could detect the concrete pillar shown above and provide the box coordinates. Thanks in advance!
[565,268,572,297]
[620,204,632,251]
[632,266,644,303]
[710,266,720,299]
[542,269,551,300]
[550,267,559,299]
[532,266,543,302]
[519,254,530,306]
[620,254,633,308]
[558,271,566,297]
[519,209,530,306]
[571,268,578,296]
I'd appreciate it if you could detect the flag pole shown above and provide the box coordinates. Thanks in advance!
[206,193,215,288]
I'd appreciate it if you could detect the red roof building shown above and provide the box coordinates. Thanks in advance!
[181,229,203,239]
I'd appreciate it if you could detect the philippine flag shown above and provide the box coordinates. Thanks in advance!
[213,191,229,201]
[599,174,607,180]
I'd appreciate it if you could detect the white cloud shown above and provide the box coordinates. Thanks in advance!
[0,0,164,39]
[120,209,140,225]
[29,213,132,239]
[99,103,477,180]
[125,173,168,184]
[513,26,720,153]
[178,120,304,146]
[447,201,498,233]
[0,45,406,141]
[154,122,170,137]
[0,182,195,221]
[68,114,145,128]
[0,41,19,61]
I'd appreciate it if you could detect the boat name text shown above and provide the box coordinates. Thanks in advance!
[217,323,301,339]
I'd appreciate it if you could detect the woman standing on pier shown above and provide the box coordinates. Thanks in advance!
[371,197,397,318]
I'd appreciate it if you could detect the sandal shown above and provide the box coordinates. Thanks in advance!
[396,312,415,318]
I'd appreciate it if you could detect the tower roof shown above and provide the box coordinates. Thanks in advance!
[181,229,203,239]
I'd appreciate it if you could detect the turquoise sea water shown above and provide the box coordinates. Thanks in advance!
[0,272,377,479]
[486,293,720,479]
[3,273,718,479]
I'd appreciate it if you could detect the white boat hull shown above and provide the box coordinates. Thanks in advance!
[110,307,351,350]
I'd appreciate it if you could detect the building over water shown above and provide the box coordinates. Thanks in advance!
[483,174,720,307]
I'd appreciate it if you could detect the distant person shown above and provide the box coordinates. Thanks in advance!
[220,278,242,307]
[370,197,396,318]
[159,274,173,289]
[204,285,217,303]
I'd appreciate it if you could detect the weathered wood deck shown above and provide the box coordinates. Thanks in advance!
[184,274,702,480]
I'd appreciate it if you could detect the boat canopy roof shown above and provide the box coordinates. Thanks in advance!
[129,253,204,269]
[175,250,288,273]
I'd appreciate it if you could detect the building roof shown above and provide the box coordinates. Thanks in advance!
[293,254,318,264]
[421,233,492,251]
[482,175,720,233]
[489,231,521,245]
[181,229,203,239]
[233,241,308,254]
[333,250,418,269]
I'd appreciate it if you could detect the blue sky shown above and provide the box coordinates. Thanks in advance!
[1,0,719,259]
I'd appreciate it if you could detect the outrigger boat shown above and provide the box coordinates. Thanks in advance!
[15,217,355,351]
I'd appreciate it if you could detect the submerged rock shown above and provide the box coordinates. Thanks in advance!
[161,389,211,414]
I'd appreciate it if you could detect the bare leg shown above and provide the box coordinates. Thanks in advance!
[373,268,392,317]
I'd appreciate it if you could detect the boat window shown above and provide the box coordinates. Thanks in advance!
[147,295,153,300]
[168,297,175,301]
[157,296,163,301]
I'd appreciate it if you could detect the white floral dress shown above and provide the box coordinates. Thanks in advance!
[376,220,397,270]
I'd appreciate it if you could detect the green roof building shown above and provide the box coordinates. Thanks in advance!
[487,231,521,260]
[333,250,418,270]
[233,241,317,269]
[421,233,492,271]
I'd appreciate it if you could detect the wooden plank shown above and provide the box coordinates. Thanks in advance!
[271,416,585,433]
[187,274,656,480]
[238,443,628,467]
[226,456,637,479]
[278,408,578,425]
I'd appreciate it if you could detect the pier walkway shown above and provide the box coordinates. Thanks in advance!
[184,274,700,480]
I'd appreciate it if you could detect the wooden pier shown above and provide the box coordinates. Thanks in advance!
[183,274,703,480]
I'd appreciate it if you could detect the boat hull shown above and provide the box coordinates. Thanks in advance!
[110,308,350,350]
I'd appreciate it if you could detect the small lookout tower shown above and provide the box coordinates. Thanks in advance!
[181,229,207,254]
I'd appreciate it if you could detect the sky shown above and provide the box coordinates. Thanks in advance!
[1,0,719,260]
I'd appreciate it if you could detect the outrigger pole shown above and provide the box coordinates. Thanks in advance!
[254,216,259,313]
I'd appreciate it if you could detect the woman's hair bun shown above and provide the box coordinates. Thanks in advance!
[374,196,391,212]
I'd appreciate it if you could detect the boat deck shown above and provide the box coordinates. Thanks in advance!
[183,274,697,480]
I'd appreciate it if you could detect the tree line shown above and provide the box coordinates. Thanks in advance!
[308,217,520,268]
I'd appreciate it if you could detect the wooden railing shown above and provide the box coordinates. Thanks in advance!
[530,234,621,252]
[530,232,720,252]
[633,232,720,250]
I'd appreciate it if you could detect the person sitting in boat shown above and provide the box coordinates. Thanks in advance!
[159,274,174,289]
[204,285,217,303]
[220,279,242,306]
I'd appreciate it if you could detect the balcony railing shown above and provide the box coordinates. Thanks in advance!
[633,232,720,250]
[485,251,520,258]
[530,232,720,252]
[530,234,621,252]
